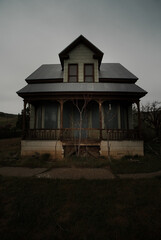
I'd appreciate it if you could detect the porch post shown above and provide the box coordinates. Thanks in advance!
[99,100,102,139]
[136,100,141,138]
[60,100,64,139]
[23,100,27,137]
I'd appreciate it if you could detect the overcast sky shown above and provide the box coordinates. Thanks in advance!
[0,0,161,114]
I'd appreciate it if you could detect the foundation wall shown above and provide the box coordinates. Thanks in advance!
[21,140,144,160]
[100,140,144,158]
[21,140,64,159]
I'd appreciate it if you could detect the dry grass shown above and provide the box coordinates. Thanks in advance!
[0,177,161,240]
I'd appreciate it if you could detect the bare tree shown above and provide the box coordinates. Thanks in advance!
[141,101,161,138]
[72,96,91,156]
[103,103,117,161]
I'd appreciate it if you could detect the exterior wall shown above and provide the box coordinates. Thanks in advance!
[100,140,144,158]
[63,44,98,82]
[21,140,64,159]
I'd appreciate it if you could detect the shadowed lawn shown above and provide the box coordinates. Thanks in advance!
[110,140,161,174]
[0,177,161,240]
[0,112,17,128]
[110,154,161,174]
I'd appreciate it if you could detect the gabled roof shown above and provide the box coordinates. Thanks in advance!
[25,63,138,83]
[59,35,104,69]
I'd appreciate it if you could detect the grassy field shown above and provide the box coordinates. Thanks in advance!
[0,112,18,128]
[0,176,161,240]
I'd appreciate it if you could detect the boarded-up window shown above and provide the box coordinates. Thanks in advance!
[84,64,94,82]
[68,64,78,82]
[44,103,58,129]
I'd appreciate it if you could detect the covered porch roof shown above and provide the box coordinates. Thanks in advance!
[17,82,147,100]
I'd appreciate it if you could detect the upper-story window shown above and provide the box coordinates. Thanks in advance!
[68,64,78,82]
[84,64,94,82]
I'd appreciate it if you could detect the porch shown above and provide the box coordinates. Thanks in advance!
[22,98,141,142]
[21,97,143,158]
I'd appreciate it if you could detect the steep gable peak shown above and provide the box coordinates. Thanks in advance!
[59,35,104,69]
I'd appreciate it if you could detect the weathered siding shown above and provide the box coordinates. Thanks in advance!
[63,44,98,82]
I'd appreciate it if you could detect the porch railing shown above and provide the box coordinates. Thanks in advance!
[24,128,140,141]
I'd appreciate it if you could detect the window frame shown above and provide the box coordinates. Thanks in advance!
[68,64,78,82]
[84,64,94,82]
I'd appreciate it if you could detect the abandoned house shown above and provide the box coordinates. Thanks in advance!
[17,35,147,159]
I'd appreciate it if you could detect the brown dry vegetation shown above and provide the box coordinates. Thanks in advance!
[0,177,161,240]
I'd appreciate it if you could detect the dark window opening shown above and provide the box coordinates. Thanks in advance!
[84,64,94,82]
[44,103,58,129]
[68,64,78,82]
[36,105,42,129]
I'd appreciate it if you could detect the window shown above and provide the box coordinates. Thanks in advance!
[68,64,78,82]
[36,105,42,129]
[44,103,58,129]
[84,64,94,82]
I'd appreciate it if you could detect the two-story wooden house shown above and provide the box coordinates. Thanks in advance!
[17,35,147,159]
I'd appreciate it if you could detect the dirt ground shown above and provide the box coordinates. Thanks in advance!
[1,166,161,179]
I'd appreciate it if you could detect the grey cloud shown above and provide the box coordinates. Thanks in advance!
[0,0,161,113]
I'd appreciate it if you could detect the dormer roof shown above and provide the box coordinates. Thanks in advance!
[59,35,104,70]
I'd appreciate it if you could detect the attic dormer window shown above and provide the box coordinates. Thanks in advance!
[84,64,94,82]
[68,64,78,82]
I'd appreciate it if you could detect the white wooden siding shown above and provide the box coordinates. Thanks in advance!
[63,44,98,82]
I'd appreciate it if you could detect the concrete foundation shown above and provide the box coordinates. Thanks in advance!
[21,140,64,159]
[100,140,144,158]
[21,140,144,160]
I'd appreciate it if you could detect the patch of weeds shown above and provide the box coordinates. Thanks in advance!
[19,155,52,168]
[110,153,161,174]
[40,153,51,161]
